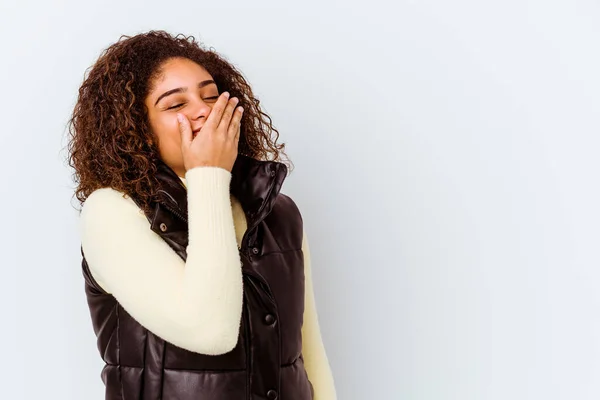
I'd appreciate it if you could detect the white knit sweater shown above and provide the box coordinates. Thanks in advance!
[78,166,336,399]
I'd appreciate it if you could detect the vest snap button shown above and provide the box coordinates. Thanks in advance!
[264,313,276,325]
[266,389,278,399]
[252,247,259,255]
[159,223,167,232]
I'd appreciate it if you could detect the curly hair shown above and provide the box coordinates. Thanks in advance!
[66,30,293,215]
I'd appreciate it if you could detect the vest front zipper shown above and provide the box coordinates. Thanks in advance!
[160,202,188,224]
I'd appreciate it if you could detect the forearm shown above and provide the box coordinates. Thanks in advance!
[181,166,244,349]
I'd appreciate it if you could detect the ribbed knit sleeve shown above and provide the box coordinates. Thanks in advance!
[301,229,338,399]
[79,166,243,355]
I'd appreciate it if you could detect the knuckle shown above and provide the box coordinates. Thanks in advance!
[213,105,224,115]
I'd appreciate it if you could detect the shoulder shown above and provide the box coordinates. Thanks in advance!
[79,188,147,231]
[273,192,303,221]
[82,187,140,211]
[266,192,304,249]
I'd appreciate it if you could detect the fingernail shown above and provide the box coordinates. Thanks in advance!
[176,114,184,123]
[223,91,230,98]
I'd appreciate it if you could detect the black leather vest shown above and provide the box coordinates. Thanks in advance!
[81,154,314,400]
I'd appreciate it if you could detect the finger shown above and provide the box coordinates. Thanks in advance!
[177,113,192,148]
[204,91,230,132]
[218,97,239,132]
[227,106,243,141]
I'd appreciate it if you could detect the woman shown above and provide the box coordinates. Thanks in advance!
[67,30,336,400]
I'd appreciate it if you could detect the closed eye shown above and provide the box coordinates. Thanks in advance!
[167,96,220,110]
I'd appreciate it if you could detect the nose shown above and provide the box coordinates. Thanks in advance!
[187,97,212,122]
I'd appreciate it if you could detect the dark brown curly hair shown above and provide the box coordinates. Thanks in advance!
[66,30,293,215]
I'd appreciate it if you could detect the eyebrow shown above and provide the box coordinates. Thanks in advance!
[154,80,217,106]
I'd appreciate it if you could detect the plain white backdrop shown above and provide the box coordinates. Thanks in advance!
[1,0,600,398]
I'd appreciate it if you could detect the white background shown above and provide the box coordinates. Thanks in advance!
[1,0,600,399]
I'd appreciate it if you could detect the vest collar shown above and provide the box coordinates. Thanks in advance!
[153,153,288,229]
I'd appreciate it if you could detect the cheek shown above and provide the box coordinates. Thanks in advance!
[148,116,183,160]
[152,115,180,141]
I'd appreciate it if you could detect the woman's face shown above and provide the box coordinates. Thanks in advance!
[145,57,220,177]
